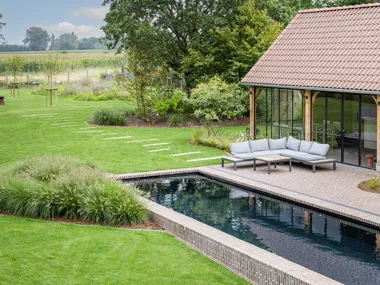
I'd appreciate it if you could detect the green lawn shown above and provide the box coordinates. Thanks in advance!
[0,88,246,174]
[0,88,249,284]
[0,215,248,285]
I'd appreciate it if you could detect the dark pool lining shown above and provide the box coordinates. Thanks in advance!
[122,171,380,233]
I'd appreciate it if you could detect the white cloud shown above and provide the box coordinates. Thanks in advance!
[39,22,104,39]
[68,7,108,21]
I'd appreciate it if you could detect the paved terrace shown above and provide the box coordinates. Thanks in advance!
[200,162,380,229]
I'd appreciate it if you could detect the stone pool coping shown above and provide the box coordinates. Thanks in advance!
[114,168,344,285]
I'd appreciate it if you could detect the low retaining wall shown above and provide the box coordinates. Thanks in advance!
[145,199,341,285]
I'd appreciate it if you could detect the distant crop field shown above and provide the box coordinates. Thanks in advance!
[0,50,124,76]
[0,49,117,57]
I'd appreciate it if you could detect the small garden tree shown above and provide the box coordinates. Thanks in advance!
[6,56,24,82]
[42,53,63,88]
[115,26,167,121]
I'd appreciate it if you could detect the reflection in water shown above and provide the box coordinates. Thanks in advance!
[129,175,380,285]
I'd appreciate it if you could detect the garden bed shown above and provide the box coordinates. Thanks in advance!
[358,181,380,194]
[86,116,249,128]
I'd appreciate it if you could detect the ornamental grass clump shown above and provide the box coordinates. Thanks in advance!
[0,155,148,225]
[91,108,134,126]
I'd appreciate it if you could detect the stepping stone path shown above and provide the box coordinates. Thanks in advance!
[51,122,77,126]
[76,130,103,133]
[21,113,58,117]
[186,156,221,162]
[148,148,170,153]
[125,139,160,143]
[103,136,132,140]
[79,127,97,130]
[143,142,169,147]
[170,151,202,156]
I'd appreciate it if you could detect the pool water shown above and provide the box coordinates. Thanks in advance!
[127,174,380,285]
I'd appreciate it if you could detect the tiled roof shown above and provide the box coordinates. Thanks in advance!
[241,3,380,93]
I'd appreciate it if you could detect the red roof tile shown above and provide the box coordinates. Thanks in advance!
[241,3,380,93]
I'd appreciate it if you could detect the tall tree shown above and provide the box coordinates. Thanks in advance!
[183,2,283,83]
[49,33,56,51]
[23,27,50,51]
[56,32,77,50]
[254,0,372,25]
[102,0,244,93]
[0,13,5,41]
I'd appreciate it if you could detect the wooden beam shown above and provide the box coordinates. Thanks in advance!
[305,90,312,141]
[250,86,256,138]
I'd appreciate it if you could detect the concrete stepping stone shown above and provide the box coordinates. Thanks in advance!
[186,156,221,162]
[103,136,132,140]
[170,151,202,156]
[148,148,170,153]
[21,113,58,117]
[79,127,97,130]
[76,130,104,133]
[143,142,169,147]
[51,122,77,126]
[125,139,160,143]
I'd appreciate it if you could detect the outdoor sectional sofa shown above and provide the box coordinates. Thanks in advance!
[222,136,336,173]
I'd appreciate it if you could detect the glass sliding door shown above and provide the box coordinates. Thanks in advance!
[292,90,304,140]
[326,93,342,162]
[342,94,360,165]
[312,92,326,144]
[360,96,377,168]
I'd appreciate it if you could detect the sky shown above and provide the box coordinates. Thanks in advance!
[0,0,109,44]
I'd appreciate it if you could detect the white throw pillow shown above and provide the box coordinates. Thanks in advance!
[230,142,250,155]
[286,136,301,151]
[248,139,269,152]
[309,142,330,157]
[268,138,287,150]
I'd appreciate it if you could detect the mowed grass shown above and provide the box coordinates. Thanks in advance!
[0,215,249,285]
[0,88,245,174]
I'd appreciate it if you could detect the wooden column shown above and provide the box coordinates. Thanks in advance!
[250,86,256,138]
[377,95,380,171]
[376,234,380,260]
[304,211,312,235]
[304,90,312,141]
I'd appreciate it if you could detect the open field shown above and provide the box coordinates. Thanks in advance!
[0,215,248,285]
[0,49,118,58]
[0,88,245,174]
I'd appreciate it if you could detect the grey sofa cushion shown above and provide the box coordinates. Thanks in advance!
[268,138,287,150]
[249,139,269,152]
[286,136,301,151]
[284,152,326,161]
[299,140,313,153]
[309,142,330,157]
[252,150,283,156]
[230,142,250,155]
[233,153,257,159]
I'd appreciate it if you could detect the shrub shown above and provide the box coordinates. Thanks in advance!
[91,108,134,126]
[189,76,249,122]
[168,114,187,127]
[154,89,190,116]
[0,155,148,225]
[367,175,380,189]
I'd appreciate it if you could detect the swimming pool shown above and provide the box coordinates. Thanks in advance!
[126,174,380,285]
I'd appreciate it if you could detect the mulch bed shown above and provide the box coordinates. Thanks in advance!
[87,116,249,128]
[357,181,380,194]
[0,212,163,231]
